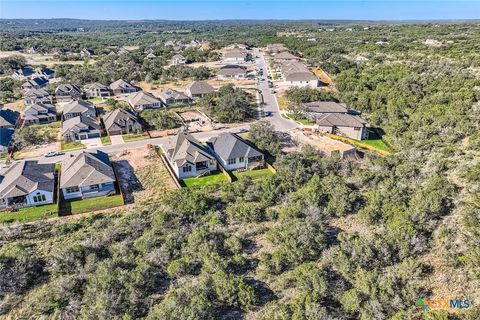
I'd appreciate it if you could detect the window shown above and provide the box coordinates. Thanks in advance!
[228,158,236,165]
[239,157,245,163]
[33,193,46,203]
[65,186,80,193]
[354,127,361,131]
[183,165,192,173]
[90,184,99,191]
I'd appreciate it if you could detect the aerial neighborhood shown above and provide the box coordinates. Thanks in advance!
[0,40,372,220]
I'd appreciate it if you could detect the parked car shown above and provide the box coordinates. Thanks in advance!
[44,151,65,157]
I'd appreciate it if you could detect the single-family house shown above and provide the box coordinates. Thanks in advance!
[62,115,102,142]
[172,54,186,65]
[62,100,96,120]
[23,103,57,125]
[208,133,264,171]
[145,52,157,59]
[84,82,111,98]
[278,61,318,88]
[128,91,163,111]
[217,65,248,79]
[315,113,369,140]
[55,84,82,102]
[303,101,349,120]
[0,128,14,156]
[102,108,143,136]
[110,79,139,95]
[60,151,116,200]
[273,51,300,62]
[21,77,48,90]
[82,48,95,56]
[0,161,55,209]
[162,131,217,179]
[0,107,20,129]
[12,67,34,81]
[160,88,191,106]
[186,81,215,98]
[223,49,248,63]
[24,88,53,105]
[35,68,55,79]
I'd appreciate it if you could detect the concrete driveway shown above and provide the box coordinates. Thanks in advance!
[110,135,125,145]
[81,137,103,149]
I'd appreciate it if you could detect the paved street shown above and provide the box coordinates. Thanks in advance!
[252,48,298,132]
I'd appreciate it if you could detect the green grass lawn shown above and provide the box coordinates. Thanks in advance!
[285,113,315,125]
[61,141,85,151]
[0,204,57,223]
[358,138,390,152]
[59,195,124,215]
[233,168,272,180]
[87,97,105,103]
[101,136,112,145]
[182,171,228,187]
[122,133,149,142]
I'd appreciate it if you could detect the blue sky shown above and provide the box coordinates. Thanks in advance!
[1,0,480,20]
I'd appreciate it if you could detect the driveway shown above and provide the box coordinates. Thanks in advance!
[81,137,103,149]
[110,135,125,145]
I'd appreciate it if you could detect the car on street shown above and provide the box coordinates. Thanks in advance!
[44,151,65,158]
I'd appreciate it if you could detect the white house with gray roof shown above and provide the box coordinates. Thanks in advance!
[62,100,96,120]
[186,81,215,98]
[102,108,142,136]
[128,91,163,111]
[55,84,82,102]
[172,54,186,65]
[218,65,248,79]
[24,88,53,105]
[23,103,57,125]
[160,88,191,106]
[84,82,110,98]
[110,79,139,95]
[161,131,217,179]
[208,133,264,171]
[0,161,55,209]
[277,61,318,88]
[62,115,102,142]
[60,151,116,200]
[223,49,249,63]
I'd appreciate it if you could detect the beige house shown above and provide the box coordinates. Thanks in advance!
[102,108,143,135]
[315,113,369,140]
[127,91,163,111]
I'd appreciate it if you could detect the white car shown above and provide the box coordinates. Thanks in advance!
[44,151,64,158]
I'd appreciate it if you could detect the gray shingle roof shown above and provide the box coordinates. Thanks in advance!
[316,113,368,128]
[62,115,101,134]
[165,131,215,166]
[304,101,348,114]
[55,83,81,95]
[102,108,140,131]
[85,82,109,91]
[24,88,51,98]
[110,79,136,91]
[209,133,263,161]
[218,65,247,76]
[0,161,55,198]
[63,100,95,115]
[128,91,161,107]
[186,81,214,95]
[60,151,115,188]
[160,88,190,101]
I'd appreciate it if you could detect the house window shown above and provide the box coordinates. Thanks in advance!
[228,158,237,165]
[239,157,245,163]
[183,165,192,173]
[354,127,361,131]
[65,186,80,193]
[33,193,46,203]
[90,184,99,191]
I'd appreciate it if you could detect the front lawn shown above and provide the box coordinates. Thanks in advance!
[59,194,124,215]
[87,97,105,103]
[233,168,272,181]
[182,171,228,187]
[122,133,149,142]
[101,136,112,145]
[61,141,85,151]
[0,204,57,223]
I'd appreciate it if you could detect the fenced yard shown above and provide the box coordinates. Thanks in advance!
[58,194,124,216]
[182,171,228,187]
[0,204,57,223]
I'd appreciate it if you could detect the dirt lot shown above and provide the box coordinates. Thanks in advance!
[177,110,214,132]
[287,129,357,159]
[0,51,88,67]
[111,148,176,204]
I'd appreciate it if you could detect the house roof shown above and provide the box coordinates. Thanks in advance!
[85,82,109,91]
[279,61,317,82]
[172,54,185,60]
[218,65,247,76]
[14,67,34,77]
[24,88,51,98]
[128,91,161,107]
[224,49,247,59]
[110,79,136,91]
[165,131,215,166]
[0,161,55,198]
[60,151,115,188]
[316,113,369,128]
[160,88,190,101]
[23,77,48,87]
[209,133,263,161]
[102,108,140,131]
[62,115,101,134]
[63,100,95,115]
[0,108,20,127]
[0,128,14,148]
[37,68,54,76]
[24,103,56,114]
[274,51,299,60]
[304,101,348,114]
[186,81,214,95]
[55,83,81,95]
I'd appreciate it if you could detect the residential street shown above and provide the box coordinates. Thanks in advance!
[252,48,298,132]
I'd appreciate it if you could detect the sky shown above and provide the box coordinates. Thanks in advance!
[1,0,480,21]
